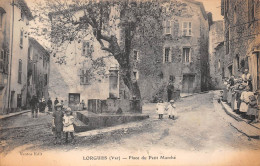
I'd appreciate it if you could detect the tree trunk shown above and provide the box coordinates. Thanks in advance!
[120,67,141,100]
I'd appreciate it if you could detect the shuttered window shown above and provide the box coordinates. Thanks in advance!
[248,0,255,22]
[80,69,89,85]
[182,22,192,36]
[20,30,23,48]
[82,41,92,57]
[183,48,191,63]
[18,60,22,84]
[163,20,171,35]
[164,47,170,63]
[0,49,3,72]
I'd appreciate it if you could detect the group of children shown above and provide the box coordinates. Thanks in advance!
[156,99,177,120]
[52,103,75,144]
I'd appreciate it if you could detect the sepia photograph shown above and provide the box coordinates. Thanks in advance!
[0,0,259,165]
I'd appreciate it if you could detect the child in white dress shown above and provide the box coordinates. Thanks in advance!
[166,100,177,120]
[63,107,75,143]
[156,99,165,119]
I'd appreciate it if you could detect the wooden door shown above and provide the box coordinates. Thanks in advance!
[182,75,195,93]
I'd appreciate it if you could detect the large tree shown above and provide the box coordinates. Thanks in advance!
[31,0,183,100]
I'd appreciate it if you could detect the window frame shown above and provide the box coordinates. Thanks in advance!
[0,12,4,30]
[82,40,91,57]
[44,74,48,86]
[79,69,89,85]
[133,50,139,61]
[182,47,191,63]
[0,8,6,31]
[182,22,192,36]
[248,0,255,23]
[163,47,171,63]
[164,19,171,35]
[133,70,139,80]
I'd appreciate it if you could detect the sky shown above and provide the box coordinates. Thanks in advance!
[199,0,223,21]
[27,0,223,21]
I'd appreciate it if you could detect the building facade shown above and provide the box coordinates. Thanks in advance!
[27,37,50,105]
[129,0,211,102]
[0,0,33,113]
[222,0,260,92]
[0,1,11,114]
[208,20,224,89]
[48,6,120,108]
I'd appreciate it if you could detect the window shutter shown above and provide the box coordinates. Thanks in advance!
[89,43,93,57]
[171,20,174,35]
[189,22,192,36]
[173,22,179,36]
[163,48,165,63]
[221,0,224,16]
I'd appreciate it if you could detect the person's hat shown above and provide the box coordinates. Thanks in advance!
[65,107,72,112]
[55,103,62,107]
[170,100,175,103]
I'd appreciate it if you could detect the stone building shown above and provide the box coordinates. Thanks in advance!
[48,0,211,105]
[208,20,224,89]
[27,37,50,105]
[48,6,120,108]
[0,0,33,113]
[129,0,211,102]
[221,0,260,92]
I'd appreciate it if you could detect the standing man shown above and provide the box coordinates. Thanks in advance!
[54,97,59,110]
[47,98,53,112]
[54,97,59,106]
[30,95,39,118]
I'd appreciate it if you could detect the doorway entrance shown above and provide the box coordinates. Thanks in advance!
[69,93,80,106]
[182,74,195,93]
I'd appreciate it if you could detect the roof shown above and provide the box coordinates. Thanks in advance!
[17,0,33,20]
[48,5,88,20]
[184,0,208,20]
[29,37,50,57]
